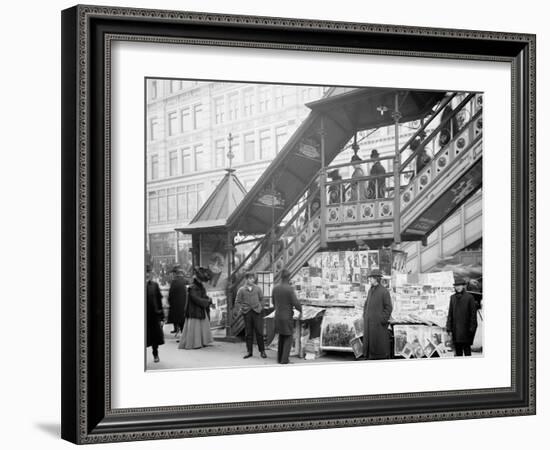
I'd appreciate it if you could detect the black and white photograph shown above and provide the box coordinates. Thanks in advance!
[144,80,484,370]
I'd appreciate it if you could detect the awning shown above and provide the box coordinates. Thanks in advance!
[226,87,446,234]
[177,169,247,234]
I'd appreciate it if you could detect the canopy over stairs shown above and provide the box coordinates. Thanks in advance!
[226,88,446,234]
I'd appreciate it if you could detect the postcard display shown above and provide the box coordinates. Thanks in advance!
[293,249,457,358]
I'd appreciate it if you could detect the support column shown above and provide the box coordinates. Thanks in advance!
[225,231,234,337]
[392,93,402,246]
[319,116,327,249]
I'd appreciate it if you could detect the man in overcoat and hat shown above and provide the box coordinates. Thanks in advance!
[446,278,478,356]
[362,269,393,360]
[367,149,386,199]
[272,269,302,364]
[167,265,188,337]
[146,265,164,363]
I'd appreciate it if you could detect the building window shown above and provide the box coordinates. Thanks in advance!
[275,126,287,153]
[244,132,255,162]
[258,87,271,113]
[169,80,181,94]
[148,192,159,223]
[150,80,157,100]
[158,190,167,222]
[243,89,254,117]
[231,138,240,165]
[274,86,284,108]
[228,93,239,121]
[167,111,178,136]
[181,148,191,174]
[167,187,177,221]
[193,104,203,129]
[177,186,187,220]
[214,139,225,168]
[168,151,178,177]
[197,184,205,209]
[194,144,204,172]
[149,117,159,141]
[180,107,191,133]
[150,155,159,180]
[214,97,224,125]
[176,184,205,220]
[259,129,272,159]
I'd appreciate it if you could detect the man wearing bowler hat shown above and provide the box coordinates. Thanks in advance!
[362,268,393,360]
[236,272,267,359]
[446,278,478,356]
[367,149,386,199]
[272,269,302,364]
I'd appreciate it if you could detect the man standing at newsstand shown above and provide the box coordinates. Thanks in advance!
[446,278,478,356]
[167,265,188,338]
[236,272,267,359]
[362,269,393,360]
[272,269,302,364]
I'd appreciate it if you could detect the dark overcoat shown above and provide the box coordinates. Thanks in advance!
[363,284,393,359]
[367,162,386,199]
[186,279,212,320]
[446,291,477,344]
[167,276,188,324]
[146,280,164,347]
[272,283,302,336]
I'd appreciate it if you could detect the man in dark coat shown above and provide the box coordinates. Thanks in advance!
[272,269,302,364]
[446,278,478,356]
[236,272,267,359]
[327,169,342,204]
[167,265,188,337]
[362,269,393,360]
[367,149,386,199]
[146,265,164,363]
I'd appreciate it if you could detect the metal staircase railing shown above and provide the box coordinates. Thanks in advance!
[228,92,482,334]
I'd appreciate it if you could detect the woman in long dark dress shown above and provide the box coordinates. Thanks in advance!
[178,267,214,350]
[146,265,164,363]
[167,266,188,336]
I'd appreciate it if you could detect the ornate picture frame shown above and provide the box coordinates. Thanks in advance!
[61,4,535,444]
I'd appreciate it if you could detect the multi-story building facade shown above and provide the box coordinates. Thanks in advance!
[146,79,326,270]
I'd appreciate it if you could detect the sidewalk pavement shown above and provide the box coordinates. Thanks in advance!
[146,325,482,371]
[146,324,355,371]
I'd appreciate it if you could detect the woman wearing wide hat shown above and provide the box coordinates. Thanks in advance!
[178,267,214,350]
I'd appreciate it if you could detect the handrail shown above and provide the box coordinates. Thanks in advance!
[269,209,322,268]
[401,102,481,174]
[324,154,395,172]
[400,93,476,173]
[326,172,397,186]
[397,92,458,156]
[231,93,478,283]
[231,236,264,277]
[230,184,320,280]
